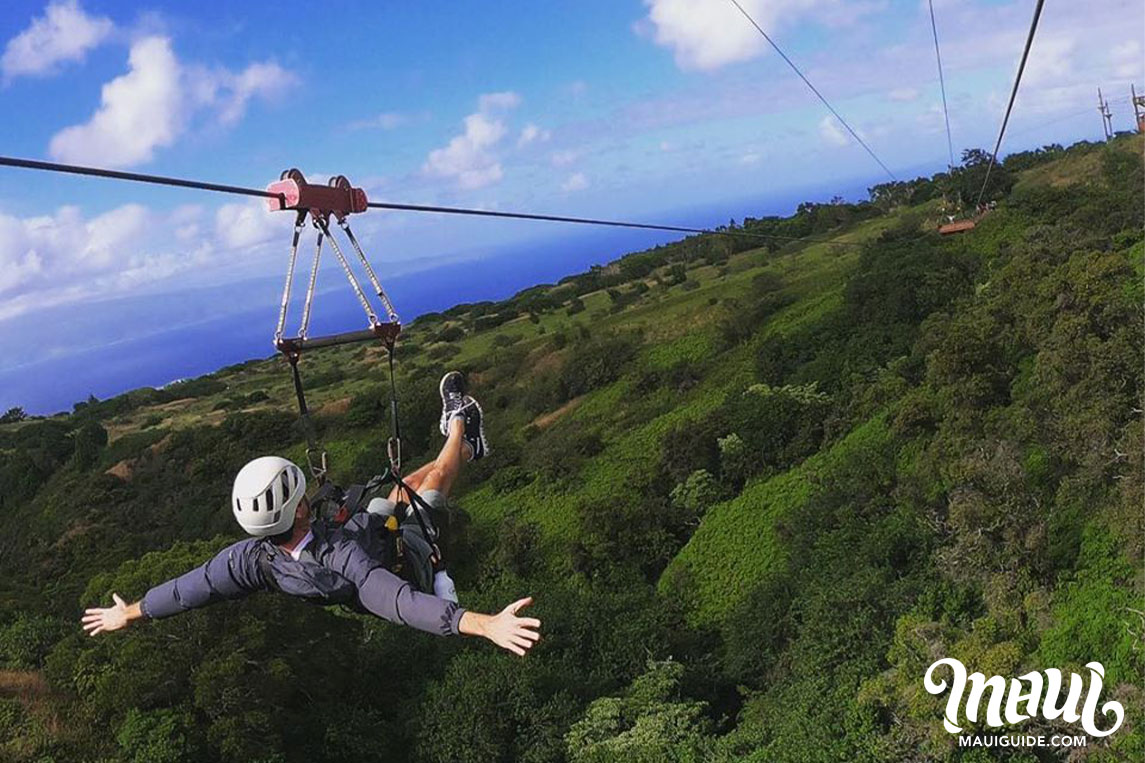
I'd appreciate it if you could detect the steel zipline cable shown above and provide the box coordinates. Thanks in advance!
[0,154,866,248]
[975,0,1046,207]
[727,0,897,182]
[927,0,956,170]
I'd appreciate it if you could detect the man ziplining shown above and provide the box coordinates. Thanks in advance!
[80,372,542,656]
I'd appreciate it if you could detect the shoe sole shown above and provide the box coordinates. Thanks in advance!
[439,371,462,436]
[466,395,491,461]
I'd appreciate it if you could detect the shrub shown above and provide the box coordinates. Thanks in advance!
[566,659,713,763]
[0,407,25,424]
[116,708,197,763]
[434,325,465,343]
[524,424,605,482]
[163,376,227,399]
[73,420,108,469]
[669,469,721,516]
[718,433,750,486]
[485,517,542,577]
[0,613,63,668]
[488,465,534,494]
[720,383,830,476]
[562,333,640,399]
[427,343,461,361]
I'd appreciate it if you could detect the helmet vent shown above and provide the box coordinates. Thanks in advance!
[272,509,281,525]
[235,498,242,513]
[281,471,290,503]
[251,496,259,512]
[264,487,275,512]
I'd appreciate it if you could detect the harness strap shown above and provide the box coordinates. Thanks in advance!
[287,353,327,484]
[385,339,402,471]
[258,544,282,591]
[381,337,442,565]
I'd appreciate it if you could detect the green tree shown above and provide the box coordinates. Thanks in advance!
[72,420,108,469]
[565,659,712,763]
[0,406,25,424]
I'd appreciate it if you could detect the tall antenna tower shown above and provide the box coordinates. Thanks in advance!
[1097,87,1113,140]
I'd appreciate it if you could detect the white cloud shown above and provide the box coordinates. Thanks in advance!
[1024,33,1076,87]
[0,196,303,321]
[1,0,113,80]
[423,92,522,190]
[639,0,875,72]
[550,149,579,167]
[48,36,296,168]
[215,200,292,249]
[561,172,589,192]
[211,61,296,125]
[49,37,181,167]
[518,122,551,146]
[740,151,762,165]
[888,87,920,102]
[640,0,766,71]
[349,112,410,130]
[1110,39,1143,79]
[0,202,216,319]
[478,91,522,110]
[819,115,850,146]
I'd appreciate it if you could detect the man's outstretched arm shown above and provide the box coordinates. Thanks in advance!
[82,593,144,635]
[354,565,541,654]
[459,597,542,656]
[80,539,265,635]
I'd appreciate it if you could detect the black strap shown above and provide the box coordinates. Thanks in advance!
[287,354,327,484]
[385,339,402,469]
[382,337,442,565]
[258,544,282,591]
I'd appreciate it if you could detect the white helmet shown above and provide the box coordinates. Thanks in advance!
[232,456,306,536]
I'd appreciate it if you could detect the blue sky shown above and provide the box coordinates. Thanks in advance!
[0,0,1141,412]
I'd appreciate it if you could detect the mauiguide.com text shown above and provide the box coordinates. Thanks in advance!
[959,734,1087,748]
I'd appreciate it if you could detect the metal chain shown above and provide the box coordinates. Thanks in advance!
[312,215,378,326]
[274,211,308,345]
[338,218,400,323]
[299,229,324,339]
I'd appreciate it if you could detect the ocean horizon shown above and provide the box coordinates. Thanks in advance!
[0,180,871,415]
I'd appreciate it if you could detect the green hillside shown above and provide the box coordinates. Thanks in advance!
[1,135,1141,762]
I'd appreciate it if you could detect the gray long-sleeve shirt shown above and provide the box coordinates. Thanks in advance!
[140,513,464,636]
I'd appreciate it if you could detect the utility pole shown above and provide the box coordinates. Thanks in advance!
[1133,84,1145,134]
[1097,87,1113,140]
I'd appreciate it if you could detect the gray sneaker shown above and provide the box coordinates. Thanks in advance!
[439,371,467,436]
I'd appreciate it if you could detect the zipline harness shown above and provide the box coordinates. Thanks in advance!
[266,169,440,564]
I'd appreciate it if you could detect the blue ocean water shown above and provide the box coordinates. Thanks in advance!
[0,227,672,414]
[0,182,867,415]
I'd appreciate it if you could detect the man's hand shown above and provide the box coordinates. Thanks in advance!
[459,597,541,656]
[81,594,142,636]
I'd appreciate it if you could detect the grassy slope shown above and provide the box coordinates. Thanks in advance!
[458,217,891,558]
[657,135,1145,627]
